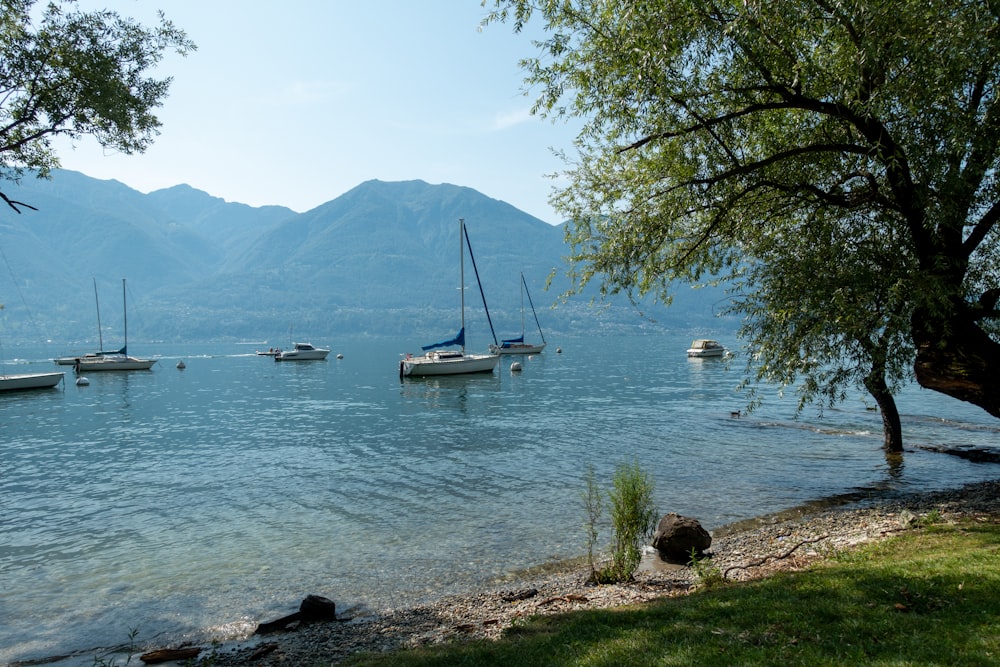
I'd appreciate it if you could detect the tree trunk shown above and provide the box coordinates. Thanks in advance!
[911,308,1000,419]
[864,365,903,453]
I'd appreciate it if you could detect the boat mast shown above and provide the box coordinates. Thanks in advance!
[523,273,546,344]
[122,278,128,357]
[93,277,104,353]
[519,272,526,339]
[459,218,466,353]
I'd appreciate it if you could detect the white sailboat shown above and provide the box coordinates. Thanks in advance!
[75,279,156,372]
[399,218,500,377]
[54,277,109,365]
[0,370,64,392]
[492,272,547,355]
[1,305,64,392]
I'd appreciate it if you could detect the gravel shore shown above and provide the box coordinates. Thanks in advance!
[187,480,1000,667]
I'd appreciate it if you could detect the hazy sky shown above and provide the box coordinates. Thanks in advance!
[50,1,579,223]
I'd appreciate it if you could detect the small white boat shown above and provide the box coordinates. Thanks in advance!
[686,339,726,358]
[274,342,330,361]
[0,371,64,392]
[400,218,500,378]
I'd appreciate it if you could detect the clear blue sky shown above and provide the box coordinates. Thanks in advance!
[52,1,578,224]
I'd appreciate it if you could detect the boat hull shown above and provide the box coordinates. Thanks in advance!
[275,350,330,361]
[494,342,546,355]
[77,357,157,371]
[400,352,500,377]
[687,349,726,358]
[0,372,65,392]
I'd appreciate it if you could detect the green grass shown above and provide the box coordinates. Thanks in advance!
[342,518,1000,666]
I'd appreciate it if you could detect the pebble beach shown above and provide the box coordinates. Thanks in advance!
[179,479,1000,667]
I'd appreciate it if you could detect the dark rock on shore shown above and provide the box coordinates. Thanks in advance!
[652,513,712,562]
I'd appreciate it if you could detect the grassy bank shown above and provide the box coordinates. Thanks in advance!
[341,517,1000,666]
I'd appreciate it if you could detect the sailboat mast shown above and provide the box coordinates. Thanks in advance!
[459,218,466,352]
[93,277,104,353]
[122,278,127,356]
[519,272,526,338]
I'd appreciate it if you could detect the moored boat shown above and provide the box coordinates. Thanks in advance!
[492,272,547,355]
[274,342,330,361]
[686,339,726,358]
[0,371,64,392]
[72,279,156,371]
[400,218,500,378]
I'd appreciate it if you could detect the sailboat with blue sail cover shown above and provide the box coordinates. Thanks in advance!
[399,218,500,377]
[492,272,547,355]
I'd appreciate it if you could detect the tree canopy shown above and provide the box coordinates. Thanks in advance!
[0,0,194,207]
[485,0,1000,420]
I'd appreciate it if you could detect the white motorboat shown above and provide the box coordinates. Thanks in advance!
[274,342,330,361]
[0,371,64,392]
[400,218,500,377]
[492,272,547,355]
[686,339,726,358]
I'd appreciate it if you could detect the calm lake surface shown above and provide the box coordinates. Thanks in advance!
[2,333,998,665]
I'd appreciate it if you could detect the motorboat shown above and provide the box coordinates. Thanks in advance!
[491,272,547,355]
[687,339,726,358]
[0,371,64,392]
[274,342,330,361]
[400,218,500,377]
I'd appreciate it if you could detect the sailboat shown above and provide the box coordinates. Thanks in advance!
[54,277,110,365]
[74,279,156,372]
[1,304,64,392]
[492,272,547,355]
[399,218,501,377]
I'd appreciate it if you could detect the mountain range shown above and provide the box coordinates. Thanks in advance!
[0,170,734,345]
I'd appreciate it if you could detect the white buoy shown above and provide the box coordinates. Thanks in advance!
[336,353,343,359]
[75,377,90,386]
[176,360,186,369]
[510,361,523,372]
[556,347,562,353]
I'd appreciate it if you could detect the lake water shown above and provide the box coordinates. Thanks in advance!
[2,334,998,665]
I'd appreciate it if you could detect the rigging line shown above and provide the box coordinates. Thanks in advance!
[0,241,48,343]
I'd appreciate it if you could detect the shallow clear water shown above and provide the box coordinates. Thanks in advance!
[1,334,998,665]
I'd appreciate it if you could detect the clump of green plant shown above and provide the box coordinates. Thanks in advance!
[581,463,603,580]
[689,547,726,589]
[583,460,657,584]
[92,627,138,667]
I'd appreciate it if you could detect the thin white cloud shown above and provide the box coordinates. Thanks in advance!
[493,108,534,130]
[275,80,349,105]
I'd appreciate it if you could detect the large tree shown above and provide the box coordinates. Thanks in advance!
[485,0,1000,420]
[0,0,194,211]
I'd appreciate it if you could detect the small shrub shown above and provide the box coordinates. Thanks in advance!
[581,463,604,582]
[689,548,726,588]
[588,460,657,584]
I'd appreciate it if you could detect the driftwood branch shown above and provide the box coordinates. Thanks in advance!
[722,534,830,578]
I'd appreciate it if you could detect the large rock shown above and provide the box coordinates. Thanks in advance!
[651,513,712,563]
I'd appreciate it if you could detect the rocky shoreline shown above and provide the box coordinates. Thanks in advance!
[182,480,1000,666]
